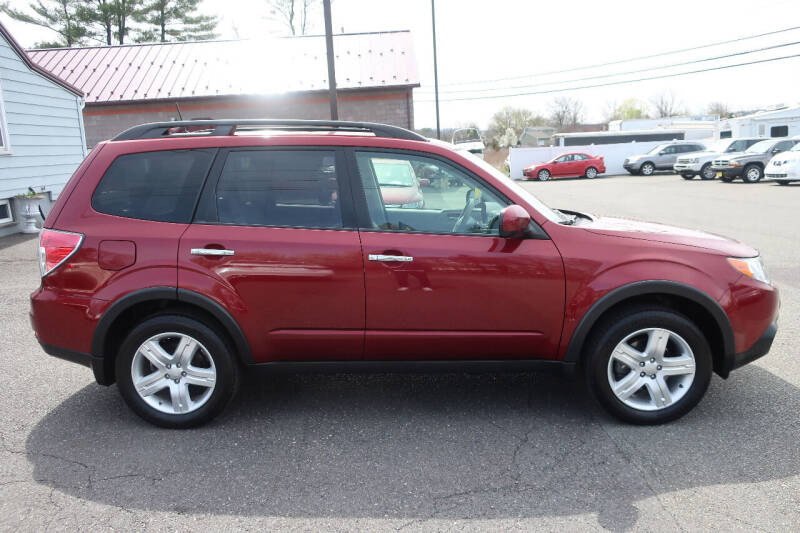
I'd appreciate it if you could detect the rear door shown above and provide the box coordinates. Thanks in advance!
[179,148,365,363]
[349,149,565,361]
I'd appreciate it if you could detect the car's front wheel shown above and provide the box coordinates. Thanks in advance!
[585,307,712,424]
[681,173,695,180]
[115,315,240,428]
[700,163,716,180]
[743,164,763,183]
[639,162,655,176]
[537,169,551,181]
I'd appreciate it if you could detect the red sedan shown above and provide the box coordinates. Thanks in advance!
[523,152,605,181]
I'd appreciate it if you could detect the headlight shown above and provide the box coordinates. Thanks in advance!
[727,255,770,285]
[401,200,423,209]
[689,158,699,163]
[629,156,642,162]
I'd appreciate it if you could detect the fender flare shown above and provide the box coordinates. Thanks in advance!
[562,280,734,365]
[91,286,254,365]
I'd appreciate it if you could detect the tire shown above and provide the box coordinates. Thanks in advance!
[584,166,598,179]
[681,173,695,180]
[777,181,790,186]
[584,306,712,425]
[115,315,240,428]
[537,169,551,181]
[720,176,734,183]
[639,162,655,176]
[699,163,716,180]
[743,164,763,183]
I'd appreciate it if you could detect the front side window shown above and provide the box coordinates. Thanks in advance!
[216,150,342,229]
[92,149,214,223]
[355,152,508,236]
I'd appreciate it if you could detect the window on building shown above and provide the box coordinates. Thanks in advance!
[771,125,789,137]
[216,150,342,229]
[92,149,215,223]
[720,130,732,139]
[0,199,12,224]
[758,124,766,136]
[0,84,9,154]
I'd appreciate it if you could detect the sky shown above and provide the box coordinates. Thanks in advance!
[3,0,800,130]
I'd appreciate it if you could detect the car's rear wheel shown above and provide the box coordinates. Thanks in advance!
[640,162,655,176]
[585,307,712,424]
[743,164,763,183]
[537,169,551,181]
[681,173,695,180]
[700,164,716,180]
[115,315,239,428]
[584,166,598,179]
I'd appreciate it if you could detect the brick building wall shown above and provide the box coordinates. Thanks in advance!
[83,88,414,147]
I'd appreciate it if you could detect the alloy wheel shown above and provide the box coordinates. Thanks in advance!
[745,167,762,182]
[131,332,217,415]
[641,163,654,176]
[585,167,598,179]
[538,169,550,181]
[607,328,696,411]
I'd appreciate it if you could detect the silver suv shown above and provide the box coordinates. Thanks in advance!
[623,141,707,176]
[674,138,762,180]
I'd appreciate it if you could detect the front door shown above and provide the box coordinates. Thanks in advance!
[179,148,365,362]
[351,150,565,360]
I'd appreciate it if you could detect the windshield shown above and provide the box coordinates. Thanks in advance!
[455,148,567,224]
[373,159,416,187]
[647,144,669,155]
[792,143,800,152]
[745,140,774,154]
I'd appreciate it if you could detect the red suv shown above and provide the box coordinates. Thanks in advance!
[30,120,779,428]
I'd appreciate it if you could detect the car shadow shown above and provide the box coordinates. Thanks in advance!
[23,366,800,528]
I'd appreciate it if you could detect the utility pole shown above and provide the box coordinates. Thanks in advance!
[323,0,338,120]
[431,0,441,139]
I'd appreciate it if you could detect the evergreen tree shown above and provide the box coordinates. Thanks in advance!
[134,0,217,42]
[0,0,89,47]
[78,0,141,45]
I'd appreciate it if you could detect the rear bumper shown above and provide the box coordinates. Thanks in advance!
[721,322,777,377]
[39,342,113,385]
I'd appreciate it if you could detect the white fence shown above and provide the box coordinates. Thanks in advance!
[508,141,671,180]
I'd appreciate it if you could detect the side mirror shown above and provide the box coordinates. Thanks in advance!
[499,205,531,238]
[419,178,431,187]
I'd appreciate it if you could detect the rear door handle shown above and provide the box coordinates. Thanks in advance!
[191,248,235,256]
[368,254,413,262]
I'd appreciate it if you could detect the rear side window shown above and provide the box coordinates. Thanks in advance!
[92,149,214,223]
[216,150,342,229]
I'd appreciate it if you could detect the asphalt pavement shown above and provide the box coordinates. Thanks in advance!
[0,173,797,531]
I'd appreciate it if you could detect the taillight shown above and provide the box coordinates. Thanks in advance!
[38,229,83,277]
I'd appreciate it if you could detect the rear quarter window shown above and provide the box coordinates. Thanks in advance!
[92,149,215,223]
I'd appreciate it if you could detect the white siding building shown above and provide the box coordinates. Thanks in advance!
[719,106,800,139]
[0,22,86,237]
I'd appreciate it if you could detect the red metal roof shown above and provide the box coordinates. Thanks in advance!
[26,31,419,105]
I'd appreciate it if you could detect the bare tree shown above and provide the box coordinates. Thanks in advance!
[265,0,317,35]
[651,90,684,118]
[548,97,584,130]
[708,101,732,119]
[487,106,546,147]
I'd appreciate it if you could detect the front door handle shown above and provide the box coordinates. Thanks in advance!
[191,248,235,256]
[368,254,413,262]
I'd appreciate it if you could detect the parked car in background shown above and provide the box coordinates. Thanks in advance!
[674,138,762,180]
[623,141,706,176]
[712,138,799,183]
[30,119,779,428]
[765,140,800,185]
[523,152,605,181]
[373,158,426,208]
[451,128,485,159]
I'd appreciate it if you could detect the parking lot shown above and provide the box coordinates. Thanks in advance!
[0,173,797,531]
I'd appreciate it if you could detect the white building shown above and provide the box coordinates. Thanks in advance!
[0,22,87,237]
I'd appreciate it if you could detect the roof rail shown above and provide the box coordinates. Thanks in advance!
[112,119,428,142]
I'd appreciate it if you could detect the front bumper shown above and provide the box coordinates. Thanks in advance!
[765,169,800,181]
[721,321,777,377]
[674,162,703,173]
[623,162,642,172]
[712,166,743,178]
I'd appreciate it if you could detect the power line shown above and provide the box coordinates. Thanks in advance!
[430,25,800,89]
[417,40,800,95]
[415,53,800,102]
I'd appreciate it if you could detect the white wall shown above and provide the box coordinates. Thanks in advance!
[509,141,670,179]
